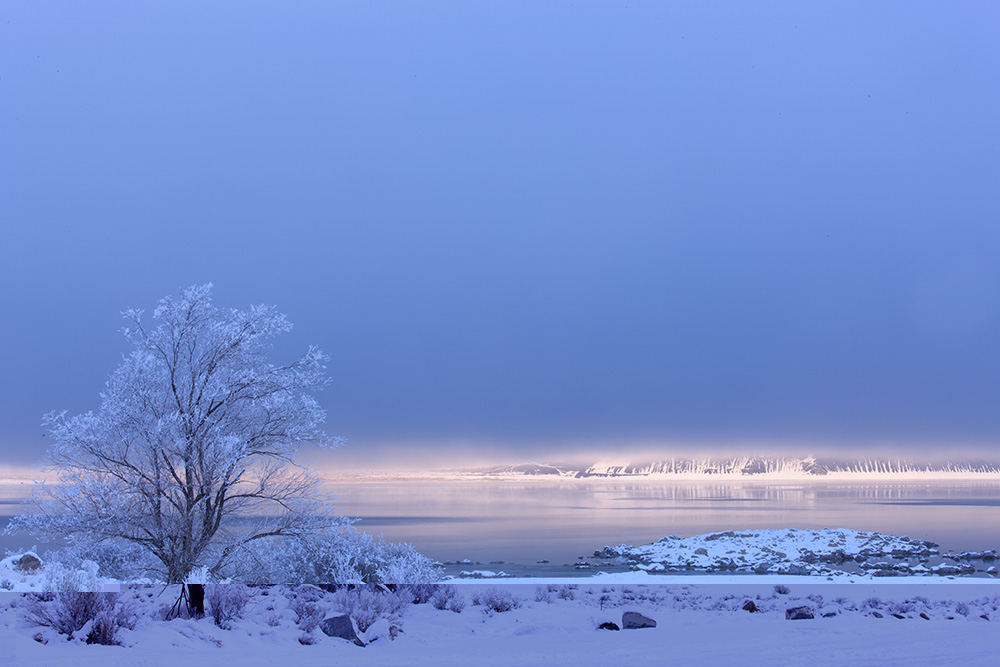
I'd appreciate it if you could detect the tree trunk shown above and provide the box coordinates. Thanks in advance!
[187,584,205,617]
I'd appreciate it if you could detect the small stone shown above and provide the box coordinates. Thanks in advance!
[598,622,620,631]
[742,600,759,613]
[785,606,814,620]
[871,611,883,618]
[920,613,930,620]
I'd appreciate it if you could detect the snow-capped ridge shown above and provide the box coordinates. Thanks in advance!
[473,455,1000,479]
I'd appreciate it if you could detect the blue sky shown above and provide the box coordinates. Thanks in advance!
[2,2,999,467]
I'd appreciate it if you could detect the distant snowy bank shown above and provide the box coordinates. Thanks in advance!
[466,455,1000,480]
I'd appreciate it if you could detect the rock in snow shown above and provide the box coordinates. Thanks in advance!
[15,554,42,572]
[320,615,365,646]
[622,611,657,629]
[785,606,815,620]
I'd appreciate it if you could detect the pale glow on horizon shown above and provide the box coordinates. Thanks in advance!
[301,438,1000,475]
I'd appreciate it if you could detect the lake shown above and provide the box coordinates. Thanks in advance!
[326,477,1000,572]
[5,478,1000,576]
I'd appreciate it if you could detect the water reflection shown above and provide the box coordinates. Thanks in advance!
[2,480,999,570]
[328,479,1000,564]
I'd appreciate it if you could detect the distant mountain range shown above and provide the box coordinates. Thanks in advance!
[474,456,1000,478]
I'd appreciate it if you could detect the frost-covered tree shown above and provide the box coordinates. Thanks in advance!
[8,284,343,583]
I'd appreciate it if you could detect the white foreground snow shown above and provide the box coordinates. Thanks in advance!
[4,579,1000,667]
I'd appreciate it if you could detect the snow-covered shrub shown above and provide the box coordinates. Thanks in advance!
[887,599,918,615]
[291,599,324,633]
[153,601,189,622]
[430,585,465,613]
[534,586,554,603]
[43,539,158,582]
[535,583,577,602]
[558,584,578,600]
[298,632,319,645]
[207,584,250,629]
[471,587,521,613]
[399,583,439,604]
[773,584,790,595]
[706,597,740,612]
[290,584,325,603]
[955,602,970,617]
[21,592,122,643]
[40,560,101,592]
[0,579,11,591]
[329,586,409,632]
[222,528,441,585]
[861,597,884,611]
[86,607,123,646]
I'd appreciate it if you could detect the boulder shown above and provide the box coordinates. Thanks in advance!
[320,615,365,646]
[785,606,814,620]
[15,554,41,572]
[742,600,759,613]
[622,611,656,629]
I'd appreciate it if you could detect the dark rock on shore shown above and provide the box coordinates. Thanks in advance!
[321,615,365,646]
[785,606,814,620]
[622,611,656,629]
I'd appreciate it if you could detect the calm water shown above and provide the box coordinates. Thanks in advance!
[5,479,1000,574]
[327,478,1000,568]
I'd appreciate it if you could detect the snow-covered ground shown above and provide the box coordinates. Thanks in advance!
[4,580,1000,666]
[4,527,999,666]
